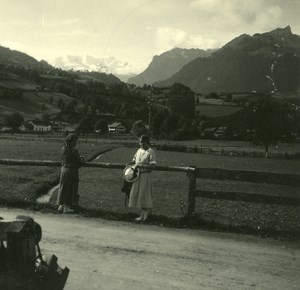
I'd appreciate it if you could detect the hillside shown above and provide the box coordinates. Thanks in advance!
[0,45,125,121]
[128,47,214,86]
[0,79,74,121]
[154,26,300,94]
[0,45,51,69]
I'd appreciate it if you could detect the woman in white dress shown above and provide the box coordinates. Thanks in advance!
[129,135,156,221]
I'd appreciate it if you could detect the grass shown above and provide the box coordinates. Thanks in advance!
[0,137,299,240]
[0,79,37,90]
[75,147,300,239]
[0,88,73,120]
[0,138,112,205]
[195,104,242,117]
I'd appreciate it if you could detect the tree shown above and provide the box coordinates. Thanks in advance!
[63,101,75,114]
[3,112,24,131]
[168,83,195,118]
[130,120,148,137]
[225,93,233,102]
[57,98,64,109]
[95,119,108,134]
[41,113,50,121]
[253,96,289,158]
[152,112,168,138]
[77,117,94,134]
[40,103,46,111]
[160,115,179,139]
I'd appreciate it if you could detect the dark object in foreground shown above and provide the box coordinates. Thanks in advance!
[0,215,69,290]
[121,180,132,206]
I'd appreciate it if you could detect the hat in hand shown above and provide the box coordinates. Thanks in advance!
[123,165,140,183]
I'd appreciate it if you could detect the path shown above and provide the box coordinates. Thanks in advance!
[1,207,299,290]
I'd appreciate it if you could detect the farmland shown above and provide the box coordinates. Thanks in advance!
[195,104,242,117]
[0,136,299,239]
[0,78,74,120]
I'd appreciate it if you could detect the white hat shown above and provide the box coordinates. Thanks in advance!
[123,165,140,183]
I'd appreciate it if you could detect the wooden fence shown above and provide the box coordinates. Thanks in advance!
[0,159,299,215]
[187,167,300,215]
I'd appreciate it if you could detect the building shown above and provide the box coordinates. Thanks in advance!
[55,122,77,134]
[29,120,51,132]
[108,122,126,133]
[213,127,227,139]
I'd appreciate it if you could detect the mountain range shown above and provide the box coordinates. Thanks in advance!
[53,54,136,83]
[0,45,51,69]
[153,26,300,94]
[127,48,215,86]
[1,26,300,96]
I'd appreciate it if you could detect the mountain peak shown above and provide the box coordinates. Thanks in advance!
[128,48,213,85]
[154,26,300,94]
[271,25,292,34]
[264,25,293,38]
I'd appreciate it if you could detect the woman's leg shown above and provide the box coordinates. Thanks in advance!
[135,208,149,221]
[142,208,149,221]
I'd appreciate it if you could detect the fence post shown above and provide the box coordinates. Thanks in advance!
[187,166,196,215]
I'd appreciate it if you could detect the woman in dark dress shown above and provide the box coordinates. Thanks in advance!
[57,133,83,213]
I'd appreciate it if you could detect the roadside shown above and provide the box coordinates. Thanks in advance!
[1,139,299,242]
[1,207,299,290]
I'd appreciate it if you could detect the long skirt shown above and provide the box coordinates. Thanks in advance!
[129,172,153,209]
[57,167,79,207]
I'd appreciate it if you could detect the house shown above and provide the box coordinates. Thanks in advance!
[108,122,126,133]
[213,127,227,139]
[200,127,217,139]
[59,123,77,133]
[29,120,51,132]
[19,124,26,132]
[52,122,77,133]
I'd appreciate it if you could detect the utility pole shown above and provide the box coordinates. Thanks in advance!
[147,87,154,137]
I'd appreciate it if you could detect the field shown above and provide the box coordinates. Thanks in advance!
[0,138,107,204]
[195,104,242,117]
[0,80,73,120]
[0,79,38,90]
[0,136,299,239]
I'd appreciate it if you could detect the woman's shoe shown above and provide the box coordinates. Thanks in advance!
[63,206,75,214]
[143,211,149,221]
[135,215,143,221]
[58,205,64,213]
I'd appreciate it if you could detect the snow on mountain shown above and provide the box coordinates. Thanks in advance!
[52,55,136,78]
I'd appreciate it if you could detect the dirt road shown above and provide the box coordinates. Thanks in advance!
[1,207,299,290]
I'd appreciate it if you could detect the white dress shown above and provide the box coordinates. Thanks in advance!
[129,147,156,209]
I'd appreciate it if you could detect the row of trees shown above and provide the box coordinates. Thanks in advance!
[131,93,300,158]
[1,61,299,155]
[3,87,298,155]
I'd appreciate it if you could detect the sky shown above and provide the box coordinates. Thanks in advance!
[0,0,300,75]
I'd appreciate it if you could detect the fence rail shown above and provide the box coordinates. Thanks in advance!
[187,168,300,214]
[0,159,195,173]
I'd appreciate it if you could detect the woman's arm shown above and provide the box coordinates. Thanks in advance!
[73,149,84,167]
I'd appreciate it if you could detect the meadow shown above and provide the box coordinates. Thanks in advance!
[195,104,242,117]
[0,137,108,205]
[0,136,299,239]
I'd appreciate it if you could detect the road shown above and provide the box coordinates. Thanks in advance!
[1,207,299,290]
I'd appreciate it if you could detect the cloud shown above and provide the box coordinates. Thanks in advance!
[51,29,87,37]
[189,0,221,15]
[43,17,81,28]
[155,27,219,51]
[189,0,282,27]
[52,54,136,75]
